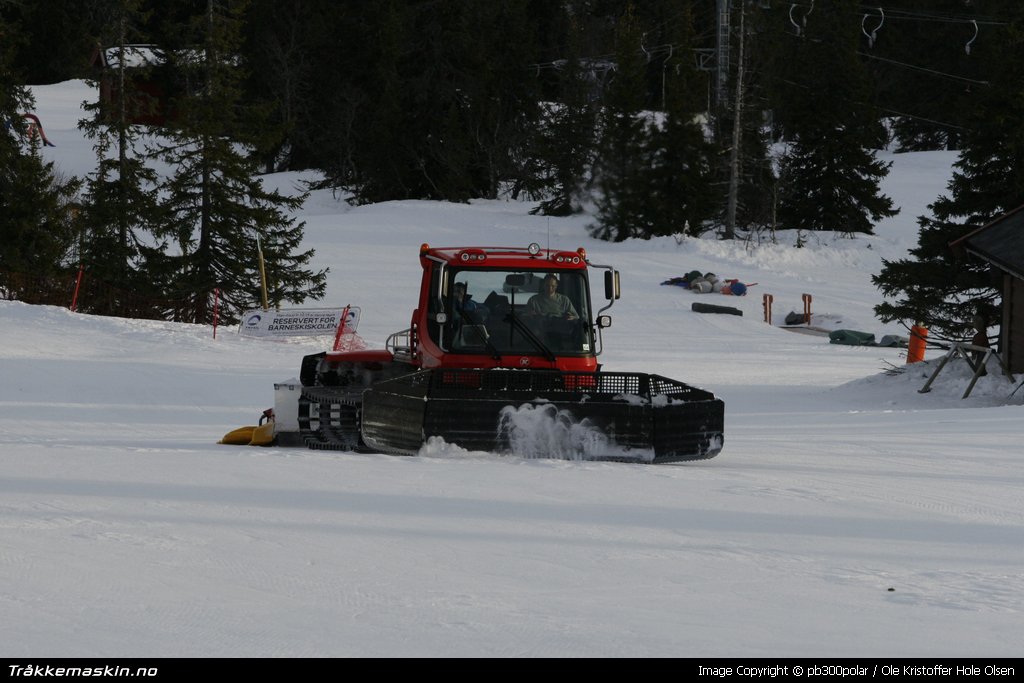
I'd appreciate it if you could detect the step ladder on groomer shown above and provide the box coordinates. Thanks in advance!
[918,342,1015,399]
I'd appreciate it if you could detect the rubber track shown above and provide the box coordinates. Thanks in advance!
[297,385,365,452]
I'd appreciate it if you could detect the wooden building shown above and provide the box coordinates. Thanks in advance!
[89,45,171,126]
[953,205,1024,373]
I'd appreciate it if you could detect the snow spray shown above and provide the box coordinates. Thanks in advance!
[496,403,653,462]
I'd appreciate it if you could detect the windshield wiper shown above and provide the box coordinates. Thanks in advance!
[482,330,503,361]
[506,311,556,362]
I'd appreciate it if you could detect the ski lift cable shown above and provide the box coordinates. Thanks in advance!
[859,6,1004,27]
[769,20,991,87]
[856,50,989,86]
[875,106,968,132]
[778,77,970,132]
[662,44,674,110]
[785,1,1005,27]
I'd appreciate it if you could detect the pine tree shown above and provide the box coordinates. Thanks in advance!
[725,104,777,237]
[712,3,779,238]
[153,0,325,323]
[0,138,82,301]
[640,0,716,237]
[873,6,1024,339]
[460,0,543,201]
[589,6,651,242]
[867,0,985,152]
[304,1,429,203]
[767,0,898,236]
[587,2,714,241]
[3,0,111,84]
[0,13,81,301]
[241,0,327,172]
[304,2,546,205]
[530,14,598,217]
[76,0,168,316]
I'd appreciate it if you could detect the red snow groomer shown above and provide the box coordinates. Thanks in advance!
[271,243,724,463]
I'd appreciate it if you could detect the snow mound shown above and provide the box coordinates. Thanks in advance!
[834,354,1023,409]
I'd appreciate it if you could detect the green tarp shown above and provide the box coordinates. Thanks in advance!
[829,329,877,346]
[828,329,909,347]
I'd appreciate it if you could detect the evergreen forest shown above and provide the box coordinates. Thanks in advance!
[2,0,1023,335]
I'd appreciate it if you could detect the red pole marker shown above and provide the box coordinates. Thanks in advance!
[212,288,220,339]
[70,264,84,312]
[333,305,351,352]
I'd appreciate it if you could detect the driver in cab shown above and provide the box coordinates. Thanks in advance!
[527,273,578,320]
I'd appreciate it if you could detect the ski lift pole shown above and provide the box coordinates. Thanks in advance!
[257,235,269,311]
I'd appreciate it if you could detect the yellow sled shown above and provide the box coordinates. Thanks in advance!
[219,409,275,446]
[219,425,257,445]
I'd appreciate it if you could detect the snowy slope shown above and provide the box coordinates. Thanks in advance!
[1,81,1022,658]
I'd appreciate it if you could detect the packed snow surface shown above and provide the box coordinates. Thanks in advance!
[1,81,1022,658]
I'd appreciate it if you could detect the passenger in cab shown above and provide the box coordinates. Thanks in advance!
[452,282,487,323]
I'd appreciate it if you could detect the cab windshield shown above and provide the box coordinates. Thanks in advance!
[442,268,593,356]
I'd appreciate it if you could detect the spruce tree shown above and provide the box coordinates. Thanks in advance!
[868,0,985,152]
[3,0,109,84]
[305,1,545,205]
[589,6,651,242]
[712,3,779,239]
[530,15,597,217]
[304,0,427,203]
[153,0,325,323]
[768,0,898,236]
[0,134,82,302]
[241,0,328,172]
[873,7,1024,339]
[0,13,81,301]
[346,0,412,203]
[460,0,542,200]
[640,0,716,237]
[76,0,168,316]
[588,2,714,241]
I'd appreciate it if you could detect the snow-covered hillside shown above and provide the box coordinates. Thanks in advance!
[1,81,1021,658]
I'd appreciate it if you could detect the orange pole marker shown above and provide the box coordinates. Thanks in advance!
[907,324,928,364]
[763,293,773,324]
[802,293,812,325]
